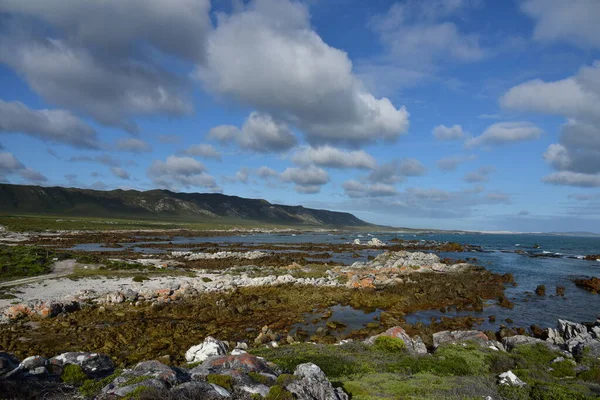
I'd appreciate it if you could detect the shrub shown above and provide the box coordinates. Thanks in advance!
[373,336,406,353]
[79,369,122,398]
[202,277,213,282]
[276,374,297,387]
[61,364,88,385]
[549,360,576,378]
[265,385,294,400]
[578,366,600,382]
[206,374,233,391]
[132,275,149,282]
[249,371,271,385]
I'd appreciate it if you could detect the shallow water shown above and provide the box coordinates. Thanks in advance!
[67,231,600,329]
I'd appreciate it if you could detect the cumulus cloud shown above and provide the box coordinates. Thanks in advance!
[223,168,250,184]
[257,166,278,179]
[367,158,426,184]
[147,155,220,192]
[0,100,99,149]
[110,167,130,180]
[521,0,600,48]
[157,134,182,144]
[209,112,297,153]
[292,146,376,170]
[196,0,409,147]
[502,62,600,187]
[369,0,485,67]
[69,154,121,167]
[437,154,476,171]
[182,144,222,160]
[0,0,209,132]
[433,124,465,140]
[116,138,152,153]
[280,165,329,194]
[465,122,543,148]
[0,151,47,183]
[464,166,496,183]
[343,180,397,198]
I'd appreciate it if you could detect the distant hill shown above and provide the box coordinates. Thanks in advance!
[0,184,372,227]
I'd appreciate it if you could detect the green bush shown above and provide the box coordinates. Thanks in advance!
[373,336,406,353]
[0,245,54,279]
[549,360,576,378]
[79,369,122,398]
[132,275,149,282]
[206,374,233,391]
[249,371,271,385]
[276,373,297,386]
[265,385,294,400]
[61,364,88,386]
[529,381,589,400]
[578,366,600,382]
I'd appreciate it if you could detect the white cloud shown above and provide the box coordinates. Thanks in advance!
[543,172,600,188]
[433,124,465,140]
[367,158,426,184]
[501,62,600,187]
[0,100,99,149]
[0,151,47,183]
[343,180,397,198]
[464,166,496,183]
[521,0,600,49]
[69,154,121,167]
[157,134,182,144]
[280,165,329,194]
[196,0,409,147]
[465,122,543,148]
[437,154,476,171]
[0,0,210,132]
[292,146,376,170]
[486,191,511,204]
[110,167,130,180]
[209,112,297,153]
[182,144,222,160]
[256,166,278,179]
[147,155,220,191]
[116,138,152,153]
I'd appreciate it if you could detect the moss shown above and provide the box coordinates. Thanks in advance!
[187,361,202,368]
[251,394,263,400]
[249,371,272,385]
[61,364,88,386]
[202,277,213,282]
[206,374,233,391]
[122,375,153,387]
[373,336,406,353]
[79,369,123,398]
[132,275,149,282]
[276,373,298,386]
[123,385,152,400]
[265,385,294,400]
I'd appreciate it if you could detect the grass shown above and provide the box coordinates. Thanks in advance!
[206,374,233,391]
[79,369,122,398]
[0,245,54,281]
[61,364,88,385]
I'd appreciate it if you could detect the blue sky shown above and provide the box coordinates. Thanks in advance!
[1,0,600,232]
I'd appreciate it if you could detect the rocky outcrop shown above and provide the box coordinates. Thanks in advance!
[49,352,114,378]
[498,371,526,387]
[573,277,600,294]
[287,363,348,400]
[502,335,561,352]
[433,330,504,351]
[172,251,268,260]
[349,251,472,274]
[185,337,229,363]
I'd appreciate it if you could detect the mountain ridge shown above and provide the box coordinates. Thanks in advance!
[0,184,372,227]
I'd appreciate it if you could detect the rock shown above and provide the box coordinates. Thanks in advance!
[502,336,561,352]
[557,319,587,341]
[353,239,361,245]
[367,238,386,247]
[189,353,276,380]
[107,292,125,304]
[20,355,48,371]
[171,382,224,399]
[107,378,167,398]
[132,360,183,385]
[49,352,114,378]
[185,336,229,363]
[433,330,504,351]
[573,277,600,294]
[286,363,348,400]
[0,352,20,375]
[365,326,428,355]
[498,371,526,387]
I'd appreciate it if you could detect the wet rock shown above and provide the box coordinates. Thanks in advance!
[365,326,428,355]
[0,352,20,375]
[286,363,348,400]
[535,285,546,296]
[573,277,600,294]
[49,352,114,378]
[433,330,504,351]
[498,371,526,387]
[186,336,229,363]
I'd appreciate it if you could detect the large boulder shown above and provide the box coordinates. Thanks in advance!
[433,330,504,351]
[189,353,275,380]
[558,320,588,341]
[364,327,428,355]
[498,371,526,387]
[286,363,348,400]
[102,360,187,397]
[502,336,561,353]
[186,336,229,363]
[49,352,114,378]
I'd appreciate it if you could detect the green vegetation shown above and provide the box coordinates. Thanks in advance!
[249,371,272,385]
[265,385,294,400]
[132,275,149,283]
[61,364,88,385]
[123,385,153,400]
[0,245,54,280]
[254,342,600,400]
[373,336,406,353]
[79,369,122,398]
[206,374,233,391]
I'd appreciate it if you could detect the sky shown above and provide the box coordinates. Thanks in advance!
[0,0,600,233]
